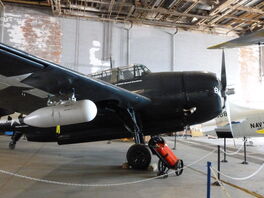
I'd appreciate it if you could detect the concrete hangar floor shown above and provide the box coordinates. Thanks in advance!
[0,135,263,198]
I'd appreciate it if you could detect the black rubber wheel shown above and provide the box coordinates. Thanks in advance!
[126,144,151,170]
[175,159,184,176]
[158,159,169,173]
[9,142,16,150]
[157,159,169,178]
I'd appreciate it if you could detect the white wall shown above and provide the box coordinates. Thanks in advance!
[173,31,239,85]
[129,25,171,72]
[59,18,240,85]
[2,4,240,86]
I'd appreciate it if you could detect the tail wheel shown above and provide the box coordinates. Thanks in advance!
[175,159,184,176]
[126,144,151,170]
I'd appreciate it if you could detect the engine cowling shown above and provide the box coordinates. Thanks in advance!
[24,100,97,128]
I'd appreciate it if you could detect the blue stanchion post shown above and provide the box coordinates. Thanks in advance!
[207,161,211,198]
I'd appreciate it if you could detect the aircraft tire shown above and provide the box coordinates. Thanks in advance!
[126,144,151,170]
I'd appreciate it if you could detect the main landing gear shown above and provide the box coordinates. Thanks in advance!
[9,131,23,150]
[122,108,183,173]
[126,144,151,169]
[125,108,152,170]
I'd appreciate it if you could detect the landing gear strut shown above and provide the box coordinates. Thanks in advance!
[127,108,144,144]
[9,131,23,150]
[125,108,151,170]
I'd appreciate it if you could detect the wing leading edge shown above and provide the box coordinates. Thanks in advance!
[0,43,151,115]
[208,29,264,49]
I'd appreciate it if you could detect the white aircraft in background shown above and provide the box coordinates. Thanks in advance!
[202,100,264,138]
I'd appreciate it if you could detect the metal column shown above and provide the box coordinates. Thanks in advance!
[221,138,228,163]
[0,0,4,43]
[170,28,178,72]
[241,136,248,164]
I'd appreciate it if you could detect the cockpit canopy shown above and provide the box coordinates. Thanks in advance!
[90,64,151,84]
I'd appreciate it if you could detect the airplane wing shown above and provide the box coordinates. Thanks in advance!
[208,29,264,49]
[0,43,151,116]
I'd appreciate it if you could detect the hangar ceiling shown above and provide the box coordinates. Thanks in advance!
[1,0,264,35]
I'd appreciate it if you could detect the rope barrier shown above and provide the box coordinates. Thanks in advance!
[0,149,217,187]
[0,169,171,187]
[212,163,264,181]
[220,144,244,155]
[211,167,233,198]
[175,138,244,158]
[181,148,217,169]
[176,137,261,158]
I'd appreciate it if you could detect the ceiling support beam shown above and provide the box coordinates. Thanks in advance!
[61,9,238,31]
[236,6,264,15]
[115,0,126,19]
[108,0,115,18]
[2,0,50,6]
[60,3,263,24]
[2,0,263,35]
[126,5,135,19]
[237,1,264,34]
[50,0,61,15]
[0,0,4,7]
[207,0,250,25]
[135,7,209,19]
[81,0,264,16]
[61,3,212,19]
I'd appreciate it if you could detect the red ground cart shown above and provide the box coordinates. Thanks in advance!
[148,136,184,177]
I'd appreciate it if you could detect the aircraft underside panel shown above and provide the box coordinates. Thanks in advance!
[25,118,184,144]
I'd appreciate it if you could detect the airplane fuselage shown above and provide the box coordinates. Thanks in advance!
[15,70,223,144]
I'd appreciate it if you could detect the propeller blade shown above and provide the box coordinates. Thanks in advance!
[221,49,227,94]
[216,50,234,137]
[220,49,227,109]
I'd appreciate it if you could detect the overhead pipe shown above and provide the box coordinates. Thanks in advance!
[102,21,107,62]
[164,27,178,71]
[109,22,113,65]
[74,17,80,71]
[103,21,113,67]
[126,22,133,66]
[171,28,178,71]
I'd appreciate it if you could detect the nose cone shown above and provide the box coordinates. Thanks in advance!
[183,72,223,125]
